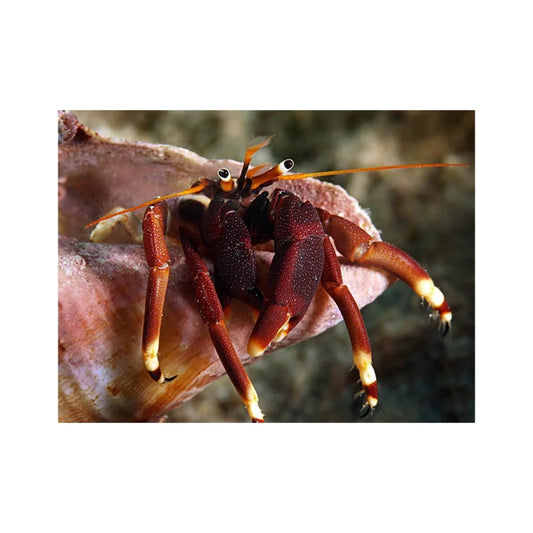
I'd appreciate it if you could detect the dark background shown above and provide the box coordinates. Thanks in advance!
[73,110,474,422]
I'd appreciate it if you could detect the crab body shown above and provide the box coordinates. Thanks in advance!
[86,136,458,422]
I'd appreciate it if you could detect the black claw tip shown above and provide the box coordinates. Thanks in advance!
[442,321,450,337]
[148,369,178,383]
[148,369,162,382]
[359,403,372,418]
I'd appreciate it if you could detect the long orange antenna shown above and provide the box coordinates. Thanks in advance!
[85,180,208,229]
[250,163,467,190]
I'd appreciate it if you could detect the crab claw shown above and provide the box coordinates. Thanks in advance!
[247,303,291,357]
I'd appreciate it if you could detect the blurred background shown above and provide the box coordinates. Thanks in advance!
[72,110,474,422]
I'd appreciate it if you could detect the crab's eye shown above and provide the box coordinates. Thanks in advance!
[218,168,231,181]
[218,168,234,192]
[282,159,294,172]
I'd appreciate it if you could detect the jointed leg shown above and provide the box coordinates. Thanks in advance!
[318,209,452,332]
[141,203,175,383]
[180,228,264,422]
[353,242,452,333]
[321,237,378,412]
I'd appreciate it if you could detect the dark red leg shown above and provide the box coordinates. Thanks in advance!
[179,228,264,422]
[141,202,176,383]
[318,209,452,332]
[321,237,378,411]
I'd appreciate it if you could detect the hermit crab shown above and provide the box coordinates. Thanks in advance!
[59,113,464,423]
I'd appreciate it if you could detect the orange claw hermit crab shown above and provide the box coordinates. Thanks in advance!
[58,111,466,422]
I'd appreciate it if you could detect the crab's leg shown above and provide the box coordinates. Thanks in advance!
[318,209,452,333]
[140,202,178,383]
[179,228,264,423]
[321,236,378,411]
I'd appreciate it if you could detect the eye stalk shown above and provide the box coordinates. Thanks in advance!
[218,168,234,192]
[246,158,297,190]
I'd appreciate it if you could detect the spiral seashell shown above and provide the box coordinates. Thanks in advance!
[58,111,394,422]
